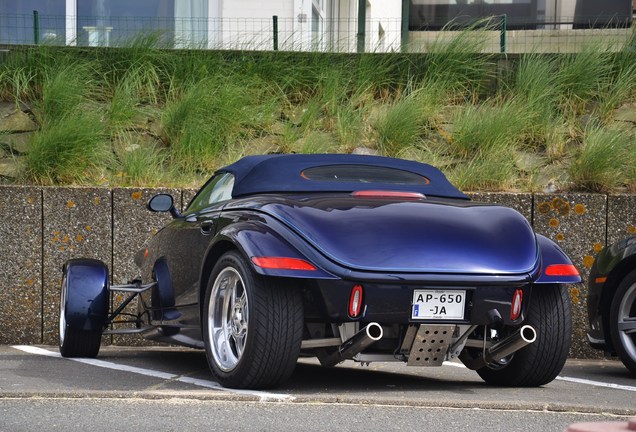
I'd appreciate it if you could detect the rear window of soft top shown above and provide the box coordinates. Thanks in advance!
[300,165,430,185]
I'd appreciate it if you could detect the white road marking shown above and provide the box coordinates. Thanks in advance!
[444,360,636,392]
[13,345,636,395]
[11,345,294,402]
[554,376,636,393]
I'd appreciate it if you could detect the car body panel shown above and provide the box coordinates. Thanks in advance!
[534,234,582,285]
[251,195,539,274]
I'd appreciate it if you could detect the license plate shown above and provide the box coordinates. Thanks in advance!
[412,289,466,319]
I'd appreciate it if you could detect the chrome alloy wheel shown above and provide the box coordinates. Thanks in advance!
[616,281,636,361]
[208,267,249,372]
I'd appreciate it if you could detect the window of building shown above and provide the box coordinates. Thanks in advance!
[0,0,65,44]
[77,0,176,47]
[312,0,326,49]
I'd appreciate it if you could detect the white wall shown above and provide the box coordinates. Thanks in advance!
[217,0,298,49]
[211,0,403,52]
[366,0,402,51]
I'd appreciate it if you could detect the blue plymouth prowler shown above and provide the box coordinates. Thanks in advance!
[58,154,581,389]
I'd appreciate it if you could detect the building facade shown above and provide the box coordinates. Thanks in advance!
[0,0,631,51]
[0,0,402,51]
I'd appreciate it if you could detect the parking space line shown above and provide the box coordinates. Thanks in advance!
[14,345,636,395]
[444,360,636,392]
[11,345,294,402]
[554,376,636,393]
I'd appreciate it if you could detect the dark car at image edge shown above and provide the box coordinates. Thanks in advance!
[58,154,582,389]
[587,235,636,375]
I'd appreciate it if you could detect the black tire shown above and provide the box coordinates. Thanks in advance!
[609,270,636,375]
[202,251,304,389]
[476,284,572,387]
[59,271,102,358]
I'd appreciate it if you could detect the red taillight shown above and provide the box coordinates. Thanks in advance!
[510,289,523,321]
[351,190,425,200]
[349,284,364,318]
[251,257,317,271]
[545,264,579,276]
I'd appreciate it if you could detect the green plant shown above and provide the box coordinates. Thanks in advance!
[374,84,444,156]
[23,110,110,184]
[0,67,37,104]
[113,132,167,186]
[556,41,613,112]
[423,20,497,96]
[36,62,97,126]
[597,55,636,121]
[449,101,524,159]
[163,76,273,173]
[449,146,517,191]
[569,125,635,192]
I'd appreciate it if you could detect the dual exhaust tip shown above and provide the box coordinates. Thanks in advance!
[320,322,537,370]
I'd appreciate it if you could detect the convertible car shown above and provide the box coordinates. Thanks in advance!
[587,236,636,375]
[59,154,581,389]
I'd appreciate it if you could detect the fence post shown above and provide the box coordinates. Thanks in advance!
[357,0,366,53]
[401,0,410,52]
[273,15,279,51]
[499,14,506,53]
[33,10,40,45]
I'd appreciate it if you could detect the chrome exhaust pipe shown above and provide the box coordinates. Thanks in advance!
[321,322,383,367]
[462,325,537,370]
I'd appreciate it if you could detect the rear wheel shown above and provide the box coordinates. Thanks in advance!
[476,284,572,387]
[203,251,303,389]
[59,271,102,358]
[609,270,636,375]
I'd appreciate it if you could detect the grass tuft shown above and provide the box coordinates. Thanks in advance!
[569,125,635,192]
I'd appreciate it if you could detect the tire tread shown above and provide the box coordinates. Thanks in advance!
[476,284,572,387]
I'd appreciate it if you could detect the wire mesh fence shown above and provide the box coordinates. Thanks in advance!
[0,12,633,54]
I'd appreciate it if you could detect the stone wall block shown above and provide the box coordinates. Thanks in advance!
[42,188,112,345]
[467,192,533,222]
[0,186,42,344]
[607,195,636,245]
[533,193,607,359]
[112,188,180,345]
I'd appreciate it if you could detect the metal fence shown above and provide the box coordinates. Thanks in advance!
[0,12,634,54]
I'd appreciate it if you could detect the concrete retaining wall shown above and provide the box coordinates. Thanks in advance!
[1,186,635,358]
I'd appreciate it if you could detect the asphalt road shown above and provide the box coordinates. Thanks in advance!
[1,345,635,431]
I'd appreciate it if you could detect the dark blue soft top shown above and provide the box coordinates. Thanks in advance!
[217,154,468,199]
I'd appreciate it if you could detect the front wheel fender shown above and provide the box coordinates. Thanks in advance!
[62,258,109,332]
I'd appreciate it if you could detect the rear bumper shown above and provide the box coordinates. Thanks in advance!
[308,279,531,326]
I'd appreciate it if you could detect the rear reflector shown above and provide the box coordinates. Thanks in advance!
[510,289,523,321]
[595,276,607,284]
[251,257,317,271]
[349,285,364,318]
[545,264,579,276]
[351,190,425,200]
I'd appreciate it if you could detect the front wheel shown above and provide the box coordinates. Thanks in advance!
[609,270,636,375]
[203,251,303,389]
[475,284,572,387]
[59,263,105,358]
